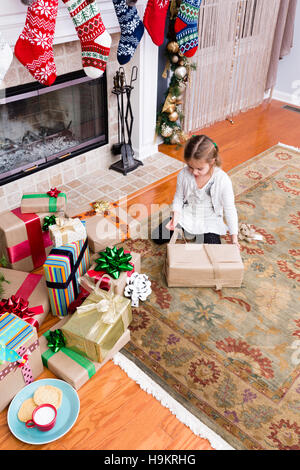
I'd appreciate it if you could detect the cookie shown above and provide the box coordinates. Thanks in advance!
[17,398,37,422]
[33,385,63,409]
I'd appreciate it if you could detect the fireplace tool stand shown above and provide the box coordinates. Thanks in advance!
[110,66,143,175]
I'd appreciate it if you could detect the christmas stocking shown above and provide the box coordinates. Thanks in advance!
[14,0,58,86]
[174,0,201,57]
[143,0,170,46]
[112,0,144,65]
[0,32,13,85]
[62,0,111,78]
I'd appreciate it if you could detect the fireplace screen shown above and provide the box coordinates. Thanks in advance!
[0,70,108,184]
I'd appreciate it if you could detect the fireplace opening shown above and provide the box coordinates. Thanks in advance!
[0,70,108,185]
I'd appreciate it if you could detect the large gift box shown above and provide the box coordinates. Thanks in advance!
[165,229,244,289]
[85,205,141,253]
[40,316,130,390]
[21,188,67,214]
[43,239,90,318]
[0,267,50,329]
[86,248,141,296]
[61,282,132,362]
[0,208,53,272]
[0,312,43,411]
[49,217,87,247]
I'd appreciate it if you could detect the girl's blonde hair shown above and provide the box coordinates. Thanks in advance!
[184,135,222,167]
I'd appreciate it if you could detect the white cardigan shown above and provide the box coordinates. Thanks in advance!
[172,166,239,235]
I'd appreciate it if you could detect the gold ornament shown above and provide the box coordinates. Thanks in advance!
[174,66,187,79]
[165,104,176,114]
[167,41,179,54]
[178,59,185,66]
[171,55,179,64]
[169,111,179,122]
[168,96,177,104]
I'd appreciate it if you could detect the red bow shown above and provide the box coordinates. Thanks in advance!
[47,187,61,198]
[0,296,44,330]
[67,289,90,315]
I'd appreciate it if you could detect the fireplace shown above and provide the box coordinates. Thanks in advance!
[0,70,108,185]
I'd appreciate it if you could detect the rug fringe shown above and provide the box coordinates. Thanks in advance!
[113,352,234,451]
[277,142,300,153]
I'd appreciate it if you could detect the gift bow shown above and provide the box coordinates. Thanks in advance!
[92,200,111,213]
[46,329,66,353]
[0,342,22,363]
[42,214,57,232]
[95,246,133,279]
[78,275,117,325]
[124,272,152,307]
[47,187,61,198]
[0,296,44,330]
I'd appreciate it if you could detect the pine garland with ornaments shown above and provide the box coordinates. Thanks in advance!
[156,0,196,145]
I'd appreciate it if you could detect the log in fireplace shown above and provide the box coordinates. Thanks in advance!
[0,70,108,185]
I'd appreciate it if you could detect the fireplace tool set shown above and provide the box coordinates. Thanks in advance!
[110,66,143,175]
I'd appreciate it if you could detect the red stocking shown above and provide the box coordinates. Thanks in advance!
[143,0,170,46]
[14,0,58,86]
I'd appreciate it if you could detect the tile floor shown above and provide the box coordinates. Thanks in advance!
[61,152,184,217]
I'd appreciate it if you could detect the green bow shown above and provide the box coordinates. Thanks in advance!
[45,329,66,353]
[42,215,57,232]
[95,246,133,279]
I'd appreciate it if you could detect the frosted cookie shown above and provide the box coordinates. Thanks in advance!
[33,385,63,409]
[17,398,37,422]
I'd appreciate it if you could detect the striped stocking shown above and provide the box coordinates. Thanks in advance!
[62,0,111,78]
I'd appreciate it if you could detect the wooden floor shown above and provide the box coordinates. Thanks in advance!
[1,99,299,450]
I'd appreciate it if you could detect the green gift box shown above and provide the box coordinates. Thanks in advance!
[61,285,132,363]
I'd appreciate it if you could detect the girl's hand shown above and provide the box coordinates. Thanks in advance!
[166,219,175,231]
[231,234,240,250]
[166,212,180,231]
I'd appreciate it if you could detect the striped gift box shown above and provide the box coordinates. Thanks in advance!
[0,312,34,358]
[43,239,90,318]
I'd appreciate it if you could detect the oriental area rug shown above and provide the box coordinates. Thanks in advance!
[115,143,300,450]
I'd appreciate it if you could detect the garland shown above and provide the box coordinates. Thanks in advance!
[156,0,196,145]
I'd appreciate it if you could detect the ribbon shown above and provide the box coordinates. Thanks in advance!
[67,289,90,314]
[78,275,117,325]
[0,295,44,330]
[95,247,133,279]
[42,329,96,379]
[16,345,33,385]
[10,208,51,269]
[53,217,77,245]
[42,215,57,232]
[92,200,111,214]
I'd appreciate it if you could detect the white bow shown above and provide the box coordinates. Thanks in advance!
[124,272,152,307]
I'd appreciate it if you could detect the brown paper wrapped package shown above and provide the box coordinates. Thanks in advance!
[0,324,43,412]
[165,229,244,289]
[0,267,50,327]
[21,193,66,214]
[0,209,54,272]
[39,316,130,390]
[87,251,141,296]
[85,206,141,252]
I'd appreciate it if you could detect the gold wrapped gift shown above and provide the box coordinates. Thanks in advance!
[61,277,132,362]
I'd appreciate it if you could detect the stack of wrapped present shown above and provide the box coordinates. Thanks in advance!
[0,193,150,404]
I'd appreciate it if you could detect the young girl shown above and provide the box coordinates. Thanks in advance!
[152,134,240,246]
